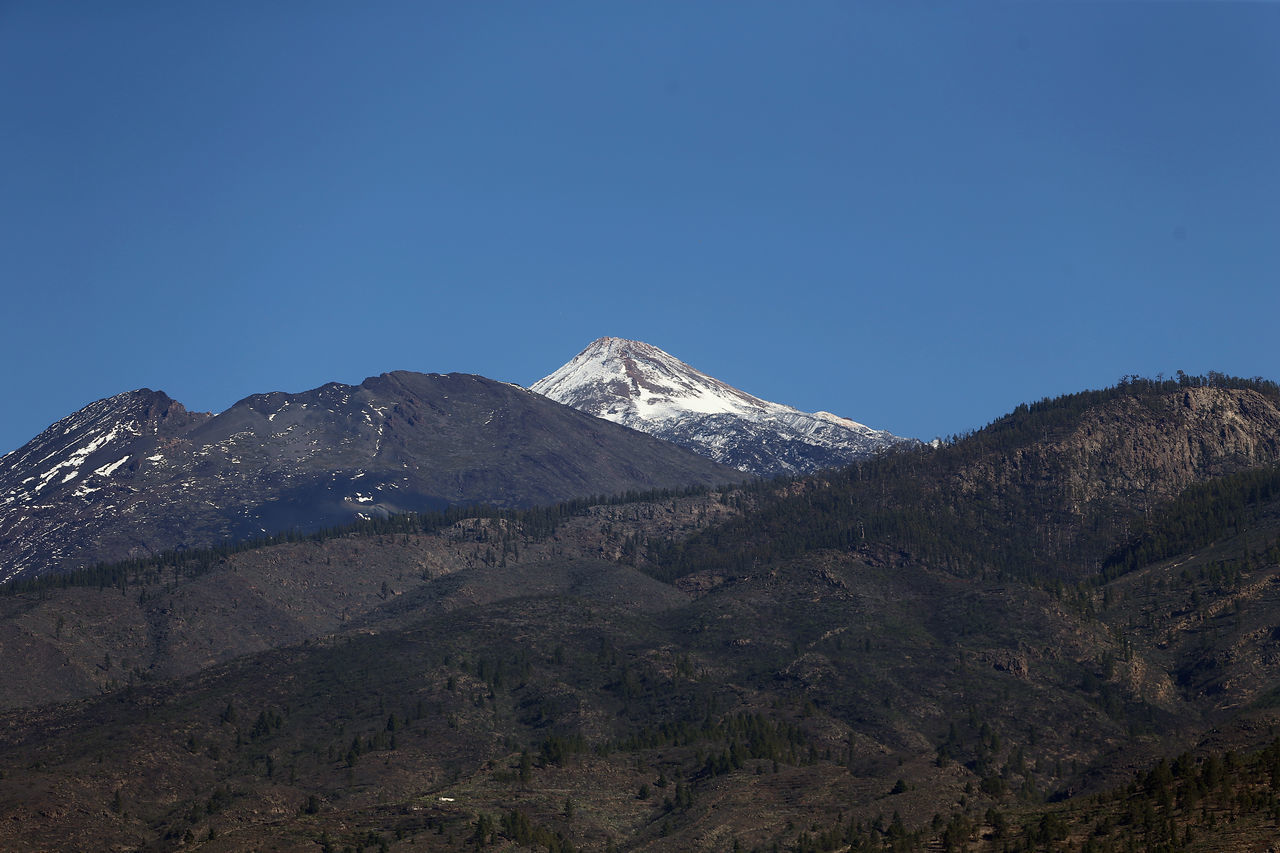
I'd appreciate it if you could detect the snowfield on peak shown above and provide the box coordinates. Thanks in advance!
[533,337,773,423]
[531,337,913,477]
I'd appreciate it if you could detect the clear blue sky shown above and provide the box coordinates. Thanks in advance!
[2,2,1278,455]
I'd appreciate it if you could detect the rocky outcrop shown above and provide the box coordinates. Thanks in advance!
[959,387,1280,517]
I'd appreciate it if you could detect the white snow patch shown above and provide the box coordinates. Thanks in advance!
[534,337,796,425]
[813,410,873,431]
[34,423,129,491]
[94,455,130,478]
[531,337,911,473]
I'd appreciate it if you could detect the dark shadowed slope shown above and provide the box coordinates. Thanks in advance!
[0,372,738,581]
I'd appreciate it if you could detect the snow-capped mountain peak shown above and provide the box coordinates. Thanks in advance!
[533,337,774,425]
[532,338,911,477]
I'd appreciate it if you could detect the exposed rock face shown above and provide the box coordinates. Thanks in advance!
[0,372,738,581]
[914,385,1280,584]
[0,390,211,583]
[1057,387,1280,502]
[960,387,1280,515]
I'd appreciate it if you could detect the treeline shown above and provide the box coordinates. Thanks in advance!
[1,484,720,598]
[491,809,576,853]
[941,370,1280,452]
[1022,738,1280,852]
[645,372,1280,588]
[615,711,811,769]
[1101,463,1280,581]
[795,736,1280,853]
[646,439,1077,586]
[9,371,1275,599]
[793,811,923,853]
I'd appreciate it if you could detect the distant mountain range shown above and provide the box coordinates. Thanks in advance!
[0,371,736,581]
[0,341,914,582]
[532,337,910,476]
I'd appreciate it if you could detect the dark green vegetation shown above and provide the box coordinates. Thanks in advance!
[654,373,1280,588]
[2,486,712,599]
[4,376,1280,851]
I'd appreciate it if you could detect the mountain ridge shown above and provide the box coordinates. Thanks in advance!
[0,371,738,581]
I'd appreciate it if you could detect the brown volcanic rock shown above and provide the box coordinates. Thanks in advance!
[1060,387,1280,501]
[956,388,1280,507]
[938,386,1280,573]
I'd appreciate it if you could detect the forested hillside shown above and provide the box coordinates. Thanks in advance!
[3,376,1280,851]
[650,374,1280,586]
